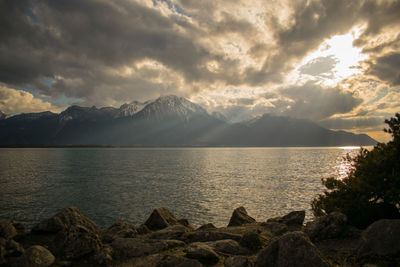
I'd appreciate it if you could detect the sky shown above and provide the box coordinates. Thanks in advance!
[0,0,399,142]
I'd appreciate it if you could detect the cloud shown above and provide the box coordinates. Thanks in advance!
[319,116,385,130]
[277,82,362,121]
[0,85,59,113]
[366,52,400,86]
[299,56,338,77]
[0,0,399,142]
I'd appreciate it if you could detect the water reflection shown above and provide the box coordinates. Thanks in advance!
[0,147,361,228]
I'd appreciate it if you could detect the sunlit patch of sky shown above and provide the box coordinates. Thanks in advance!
[293,26,368,86]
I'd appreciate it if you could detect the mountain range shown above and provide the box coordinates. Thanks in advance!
[0,95,376,146]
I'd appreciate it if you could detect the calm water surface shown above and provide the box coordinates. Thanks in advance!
[0,147,361,229]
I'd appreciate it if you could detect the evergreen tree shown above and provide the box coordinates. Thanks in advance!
[312,113,400,228]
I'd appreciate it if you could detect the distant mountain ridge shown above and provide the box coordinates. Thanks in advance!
[0,95,377,146]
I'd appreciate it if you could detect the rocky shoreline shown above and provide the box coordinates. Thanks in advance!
[1,206,399,266]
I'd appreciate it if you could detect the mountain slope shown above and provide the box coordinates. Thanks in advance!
[0,96,377,146]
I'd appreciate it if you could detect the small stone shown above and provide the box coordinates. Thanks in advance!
[228,207,256,227]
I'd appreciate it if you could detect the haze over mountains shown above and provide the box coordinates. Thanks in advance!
[0,95,376,146]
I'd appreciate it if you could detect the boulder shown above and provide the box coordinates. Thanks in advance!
[111,237,185,259]
[149,225,188,240]
[0,219,19,239]
[224,256,253,267]
[185,242,220,264]
[228,207,256,227]
[144,207,182,230]
[196,223,217,231]
[240,231,263,251]
[92,244,113,265]
[305,212,347,241]
[5,239,24,257]
[187,230,242,243]
[157,255,203,267]
[32,206,99,234]
[137,224,151,235]
[0,238,6,265]
[260,222,288,236]
[51,224,102,260]
[212,239,249,255]
[255,231,330,267]
[358,219,400,258]
[102,219,137,242]
[267,210,305,226]
[17,245,55,267]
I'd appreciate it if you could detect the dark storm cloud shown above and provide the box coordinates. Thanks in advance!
[278,82,362,121]
[0,0,399,119]
[366,52,400,86]
[0,0,230,104]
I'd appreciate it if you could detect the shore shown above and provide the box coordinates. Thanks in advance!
[1,206,399,267]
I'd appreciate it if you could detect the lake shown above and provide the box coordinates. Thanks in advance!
[0,147,362,229]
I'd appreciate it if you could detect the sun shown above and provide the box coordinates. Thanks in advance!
[295,26,368,85]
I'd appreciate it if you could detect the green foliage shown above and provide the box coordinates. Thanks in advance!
[312,113,400,228]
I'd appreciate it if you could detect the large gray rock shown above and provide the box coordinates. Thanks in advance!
[305,212,347,241]
[52,224,102,260]
[228,207,256,227]
[157,255,203,267]
[145,207,183,230]
[17,245,55,267]
[185,242,220,264]
[267,211,305,226]
[255,231,329,267]
[32,206,99,234]
[358,219,400,258]
[102,219,137,242]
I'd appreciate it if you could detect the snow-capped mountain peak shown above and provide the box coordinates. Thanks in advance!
[135,95,208,121]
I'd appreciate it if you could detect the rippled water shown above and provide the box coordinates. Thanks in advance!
[0,147,362,229]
